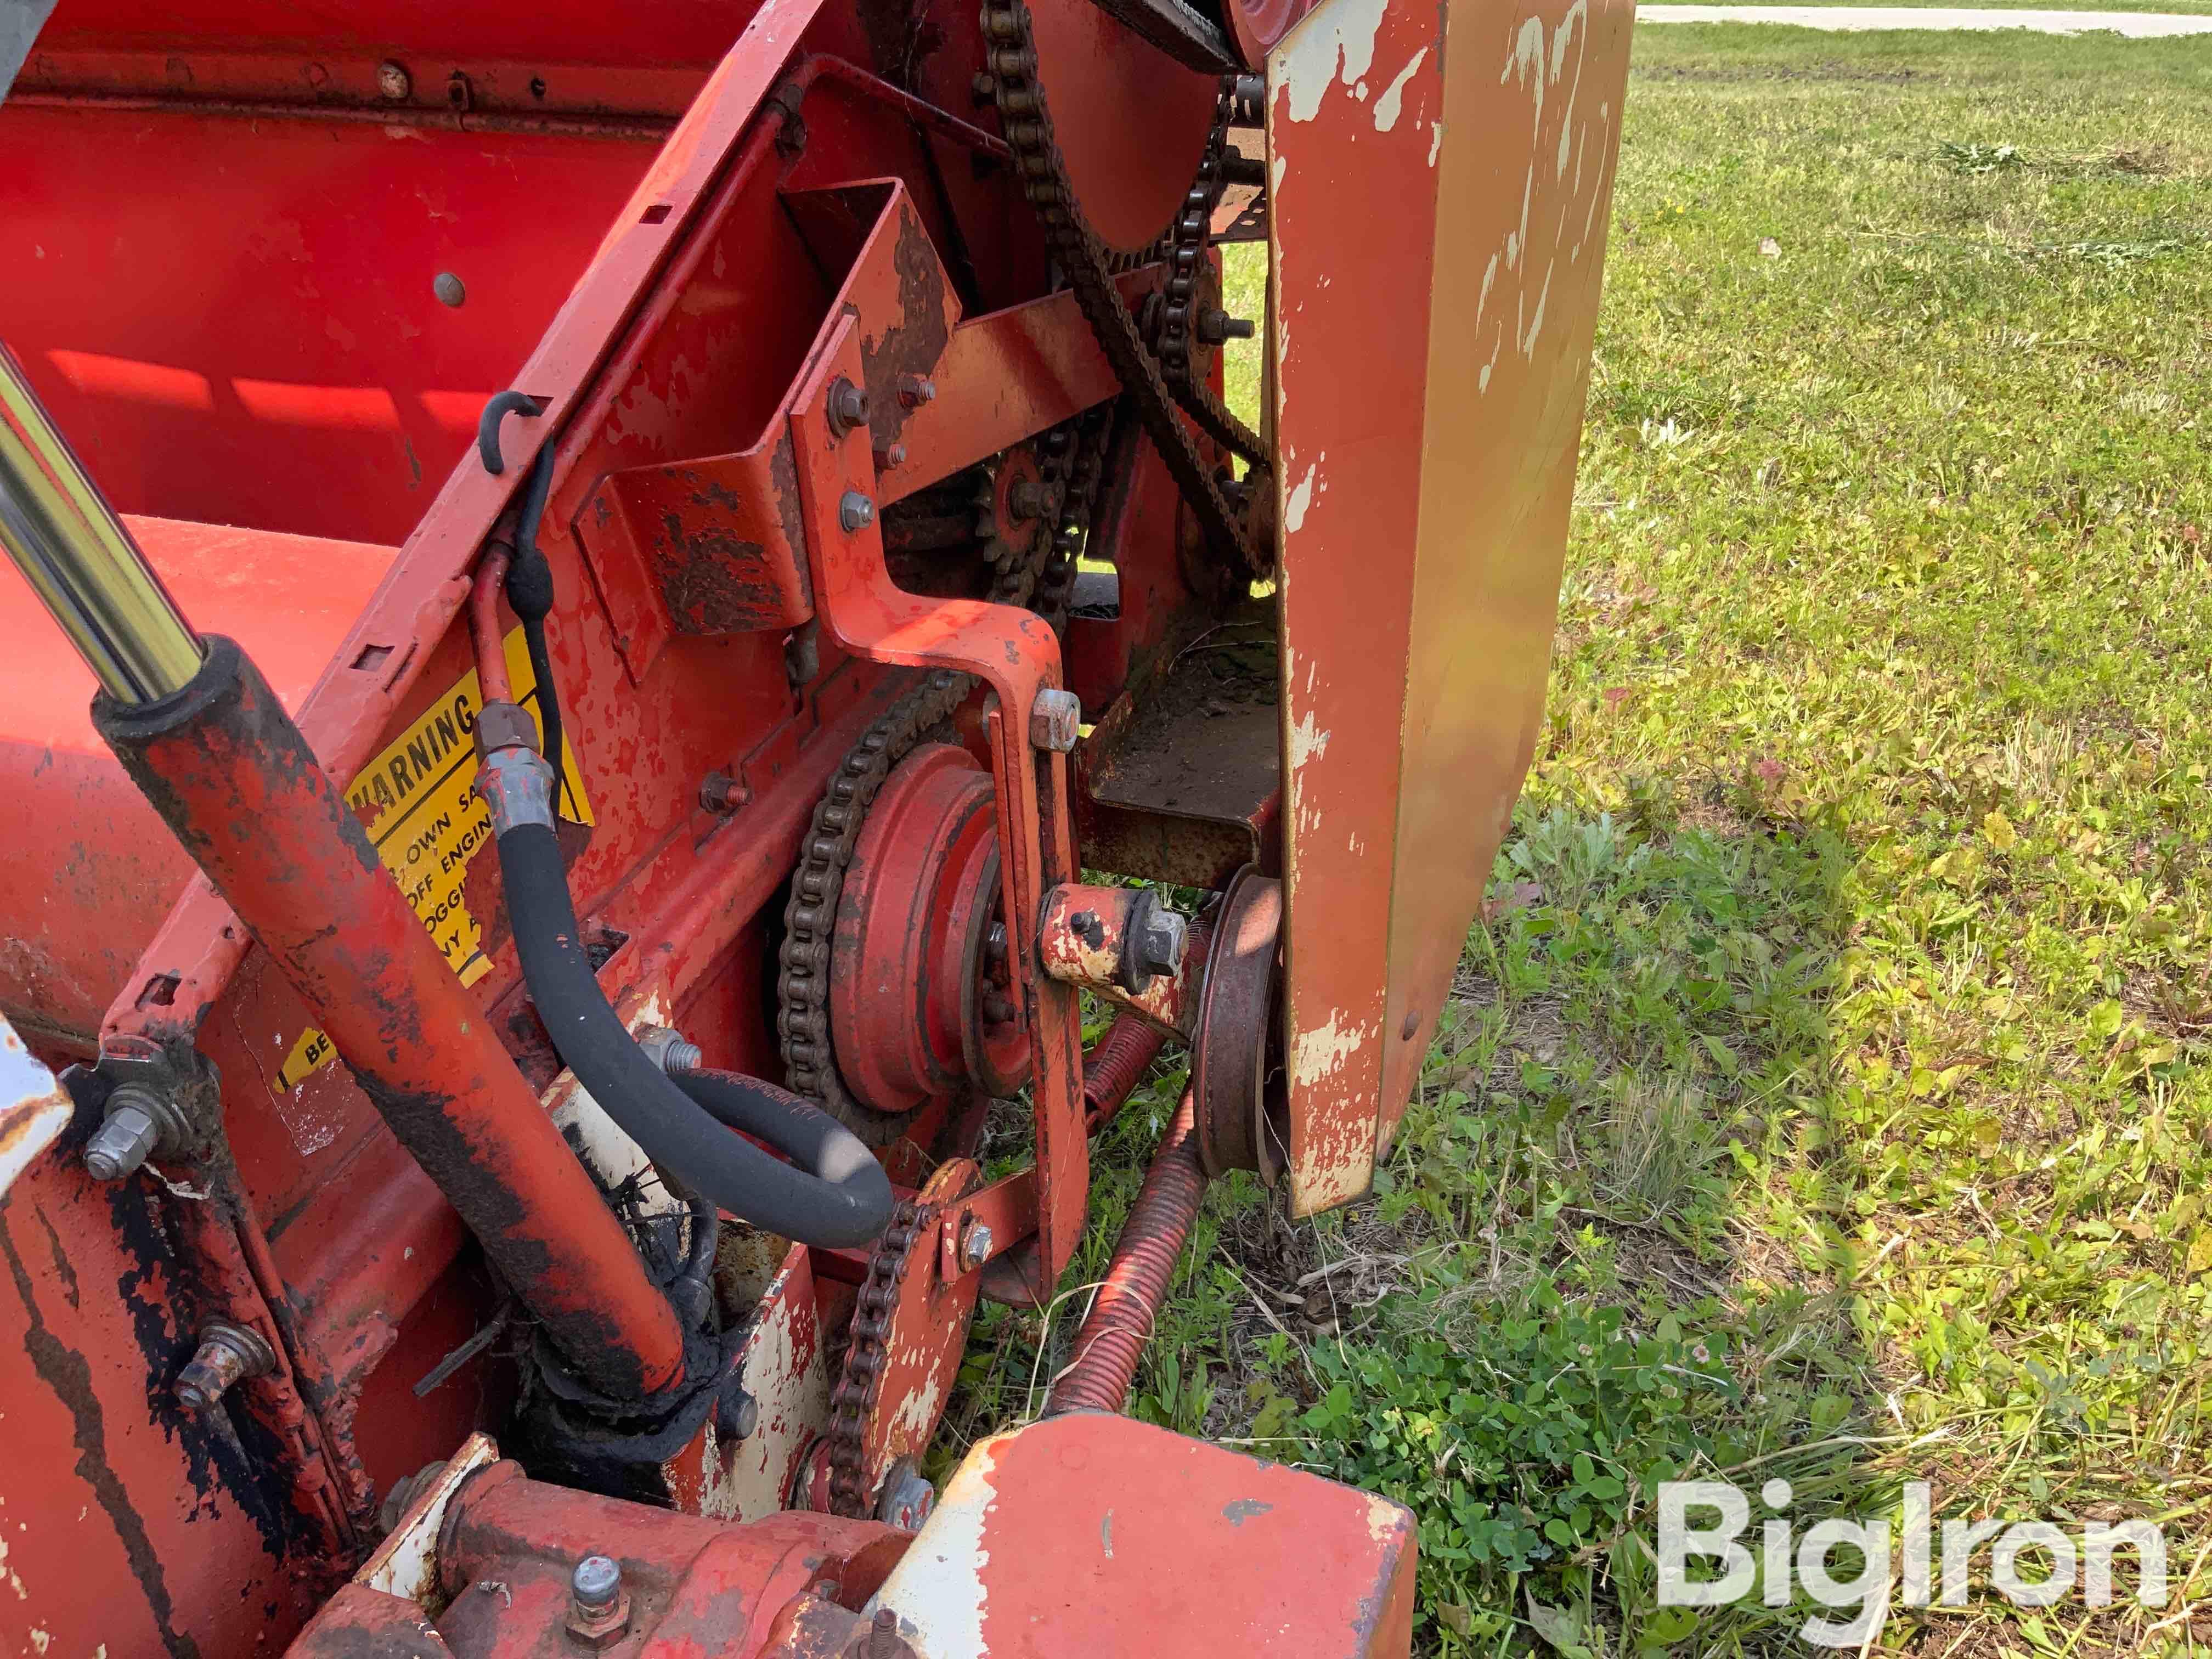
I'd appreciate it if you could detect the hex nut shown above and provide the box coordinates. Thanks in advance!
[958,1219,994,1271]
[1134,907,1188,978]
[175,1322,277,1413]
[827,377,870,437]
[1029,688,1080,752]
[839,492,876,533]
[83,1083,190,1182]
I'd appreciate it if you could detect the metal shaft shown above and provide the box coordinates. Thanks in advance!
[0,345,202,703]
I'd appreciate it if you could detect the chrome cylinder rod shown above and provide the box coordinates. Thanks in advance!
[0,346,202,703]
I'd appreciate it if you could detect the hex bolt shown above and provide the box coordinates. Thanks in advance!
[970,70,997,106]
[958,1220,994,1271]
[567,1554,630,1650]
[1195,307,1256,345]
[699,770,751,816]
[862,1606,911,1659]
[873,442,907,470]
[174,1322,277,1413]
[433,271,466,308]
[635,1025,703,1074]
[572,1556,620,1611]
[377,60,412,100]
[1029,687,1080,752]
[839,492,876,533]
[1134,907,1188,979]
[83,1088,165,1182]
[896,374,936,409]
[1008,479,1050,521]
[826,377,870,438]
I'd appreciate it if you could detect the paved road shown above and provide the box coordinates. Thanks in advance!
[1638,5,2212,32]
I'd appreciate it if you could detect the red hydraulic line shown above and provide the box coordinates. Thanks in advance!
[94,637,687,1401]
[469,545,515,704]
[1045,1088,1209,1416]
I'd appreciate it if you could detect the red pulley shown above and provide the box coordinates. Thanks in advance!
[829,743,1031,1115]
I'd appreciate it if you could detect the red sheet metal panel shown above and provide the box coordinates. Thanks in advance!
[0,516,396,1050]
[872,1412,1418,1658]
[1269,0,1634,1213]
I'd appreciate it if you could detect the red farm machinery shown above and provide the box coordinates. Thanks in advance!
[0,0,1632,1650]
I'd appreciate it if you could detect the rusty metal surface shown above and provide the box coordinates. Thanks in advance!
[94,637,686,1400]
[661,1243,831,1521]
[1190,867,1284,1181]
[788,194,1090,1285]
[871,1412,1418,1658]
[428,1458,911,1657]
[826,1157,985,1515]
[1076,607,1281,889]
[1269,0,1634,1215]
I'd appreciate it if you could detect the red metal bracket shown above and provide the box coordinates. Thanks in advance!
[783,183,1088,1286]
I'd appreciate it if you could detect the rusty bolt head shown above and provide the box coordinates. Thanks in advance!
[826,377,870,437]
[896,374,936,408]
[1007,479,1049,522]
[1029,687,1080,752]
[839,492,876,534]
[1133,907,1188,979]
[175,1322,277,1413]
[699,770,750,816]
[958,1219,994,1271]
[377,60,412,100]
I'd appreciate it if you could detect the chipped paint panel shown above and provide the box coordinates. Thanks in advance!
[359,1432,500,1604]
[870,1414,1417,1656]
[695,1243,828,1521]
[1268,0,1446,1220]
[868,1432,1005,1656]
[1378,0,1634,1145]
[0,1014,71,1198]
[1272,0,1627,1218]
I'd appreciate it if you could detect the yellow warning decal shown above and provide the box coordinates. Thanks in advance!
[275,627,592,1092]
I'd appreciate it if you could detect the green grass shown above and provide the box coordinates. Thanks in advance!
[1660,0,2212,17]
[952,25,2212,1658]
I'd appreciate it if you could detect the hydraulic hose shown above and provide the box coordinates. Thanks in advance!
[492,808,895,1250]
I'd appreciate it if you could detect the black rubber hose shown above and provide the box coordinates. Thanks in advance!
[496,820,895,1249]
[505,446,571,817]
